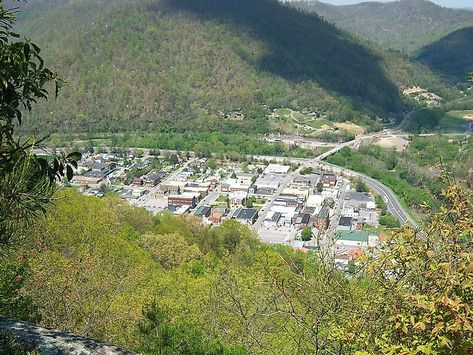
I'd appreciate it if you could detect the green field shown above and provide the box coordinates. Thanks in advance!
[305,119,333,129]
[440,111,473,132]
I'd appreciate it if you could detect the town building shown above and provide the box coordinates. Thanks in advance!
[264,164,291,175]
[232,208,259,226]
[168,192,200,208]
[315,208,330,230]
[320,173,337,187]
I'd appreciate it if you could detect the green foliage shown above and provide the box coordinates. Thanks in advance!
[139,233,202,270]
[357,185,473,353]
[409,108,444,133]
[109,132,317,158]
[296,0,473,56]
[138,302,244,355]
[379,214,401,228]
[300,166,314,175]
[10,0,447,135]
[0,256,40,323]
[355,178,369,193]
[0,2,81,246]
[418,27,473,81]
[301,227,312,241]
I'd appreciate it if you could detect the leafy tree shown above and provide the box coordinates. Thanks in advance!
[0,2,81,245]
[316,181,324,192]
[355,178,369,193]
[301,227,312,241]
[300,166,313,175]
[139,233,201,270]
[168,153,179,165]
[206,158,218,171]
[138,301,243,355]
[357,185,473,353]
[379,213,401,228]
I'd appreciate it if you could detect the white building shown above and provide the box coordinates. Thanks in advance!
[264,164,291,175]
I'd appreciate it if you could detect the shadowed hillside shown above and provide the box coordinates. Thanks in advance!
[164,0,400,112]
[293,0,473,56]
[417,27,473,81]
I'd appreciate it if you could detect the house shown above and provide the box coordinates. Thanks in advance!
[320,173,337,187]
[232,208,259,226]
[229,191,247,207]
[221,179,251,193]
[292,174,320,188]
[159,181,187,195]
[255,175,282,191]
[263,164,290,175]
[209,208,226,224]
[335,231,379,251]
[273,196,299,207]
[120,188,147,200]
[269,205,297,226]
[235,172,256,185]
[315,208,330,230]
[292,213,311,229]
[168,192,200,208]
[264,211,282,227]
[71,175,103,186]
[143,172,165,187]
[344,192,376,210]
[194,205,211,219]
[281,186,310,200]
[306,194,324,209]
[132,177,144,186]
[337,216,353,231]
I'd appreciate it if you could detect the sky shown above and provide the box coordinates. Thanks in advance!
[320,0,473,8]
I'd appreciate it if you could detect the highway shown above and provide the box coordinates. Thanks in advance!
[315,161,418,229]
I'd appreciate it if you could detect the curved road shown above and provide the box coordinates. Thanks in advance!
[318,161,418,228]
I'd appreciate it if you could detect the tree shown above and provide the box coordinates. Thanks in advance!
[355,178,369,192]
[139,233,201,270]
[316,181,324,192]
[301,227,312,241]
[206,158,218,171]
[169,153,179,165]
[347,185,473,353]
[0,2,81,245]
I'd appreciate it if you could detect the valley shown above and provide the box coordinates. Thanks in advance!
[1,0,473,353]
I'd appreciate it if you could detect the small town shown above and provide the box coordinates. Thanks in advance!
[66,147,386,269]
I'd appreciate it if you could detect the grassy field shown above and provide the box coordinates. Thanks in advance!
[305,119,333,129]
[440,110,473,132]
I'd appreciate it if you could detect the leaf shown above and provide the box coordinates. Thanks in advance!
[66,165,74,181]
[414,321,426,331]
[67,152,82,162]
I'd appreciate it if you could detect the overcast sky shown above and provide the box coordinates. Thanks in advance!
[320,0,472,8]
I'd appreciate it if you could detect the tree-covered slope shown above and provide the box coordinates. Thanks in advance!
[13,0,441,134]
[417,27,473,81]
[293,0,473,56]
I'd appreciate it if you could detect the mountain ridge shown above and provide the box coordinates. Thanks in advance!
[12,0,445,134]
[292,0,473,56]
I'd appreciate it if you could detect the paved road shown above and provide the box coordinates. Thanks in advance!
[252,169,297,231]
[315,161,419,229]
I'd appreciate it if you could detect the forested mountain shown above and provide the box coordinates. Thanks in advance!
[418,27,473,81]
[11,0,443,134]
[292,0,473,56]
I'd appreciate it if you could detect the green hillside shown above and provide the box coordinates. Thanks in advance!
[418,27,473,81]
[293,0,473,56]
[11,0,444,134]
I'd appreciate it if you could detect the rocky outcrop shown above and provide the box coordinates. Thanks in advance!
[0,317,135,354]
